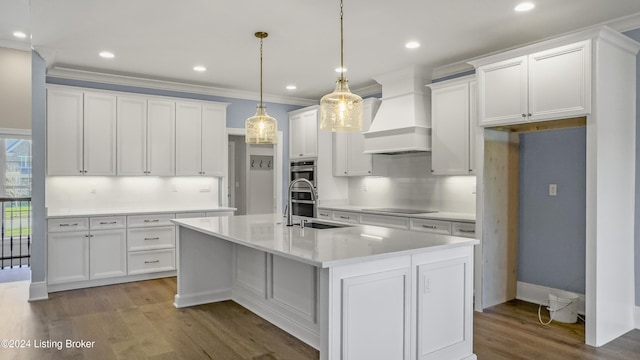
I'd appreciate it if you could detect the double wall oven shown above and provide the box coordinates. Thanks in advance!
[289,160,316,218]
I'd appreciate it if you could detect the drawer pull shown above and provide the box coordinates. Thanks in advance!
[144,260,160,264]
[339,216,350,220]
[144,237,160,241]
[100,221,118,225]
[144,219,160,223]
[458,229,475,233]
[421,225,437,229]
[60,223,79,227]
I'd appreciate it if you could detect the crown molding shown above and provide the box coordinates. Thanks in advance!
[353,82,382,97]
[46,66,318,107]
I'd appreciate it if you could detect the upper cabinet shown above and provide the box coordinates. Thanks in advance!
[48,85,228,178]
[117,97,175,176]
[333,98,381,176]
[289,106,318,160]
[428,76,476,175]
[475,40,591,127]
[47,89,116,176]
[175,101,228,176]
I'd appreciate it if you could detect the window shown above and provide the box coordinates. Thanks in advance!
[0,135,32,197]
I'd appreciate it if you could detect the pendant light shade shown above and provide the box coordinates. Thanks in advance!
[246,32,277,144]
[320,0,363,132]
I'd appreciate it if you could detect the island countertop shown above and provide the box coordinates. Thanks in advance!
[172,213,478,268]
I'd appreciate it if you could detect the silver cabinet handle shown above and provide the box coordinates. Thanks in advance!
[522,114,527,118]
[144,237,160,241]
[144,260,160,264]
[339,215,350,220]
[100,221,118,225]
[144,219,160,223]
[458,229,475,233]
[60,223,79,227]
[422,225,437,229]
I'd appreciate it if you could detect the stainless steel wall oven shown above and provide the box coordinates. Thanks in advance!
[289,160,316,217]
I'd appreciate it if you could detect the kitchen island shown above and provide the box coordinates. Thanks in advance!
[172,214,478,360]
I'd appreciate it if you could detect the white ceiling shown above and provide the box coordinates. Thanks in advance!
[2,0,640,103]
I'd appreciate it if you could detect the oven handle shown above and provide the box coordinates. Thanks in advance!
[291,166,316,172]
[291,199,316,205]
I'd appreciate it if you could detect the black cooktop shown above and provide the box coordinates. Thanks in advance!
[365,208,438,214]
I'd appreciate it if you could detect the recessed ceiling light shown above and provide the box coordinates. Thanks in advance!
[286,85,297,90]
[514,2,535,12]
[405,41,420,49]
[193,65,207,72]
[335,67,347,73]
[99,51,115,59]
[13,31,27,39]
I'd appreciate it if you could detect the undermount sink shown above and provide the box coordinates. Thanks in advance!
[303,221,351,229]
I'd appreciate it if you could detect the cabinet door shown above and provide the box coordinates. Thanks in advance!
[431,82,470,175]
[47,231,89,284]
[47,89,84,175]
[175,102,202,176]
[528,40,591,121]
[147,100,176,176]
[477,56,528,126]
[201,104,227,176]
[468,81,477,174]
[347,99,378,176]
[83,92,117,175]
[289,108,318,159]
[117,96,148,175]
[89,229,127,280]
[332,132,349,176]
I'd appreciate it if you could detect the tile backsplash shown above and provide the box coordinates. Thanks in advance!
[347,153,476,214]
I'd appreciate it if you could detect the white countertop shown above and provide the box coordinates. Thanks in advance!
[172,214,478,268]
[46,206,236,218]
[317,205,476,222]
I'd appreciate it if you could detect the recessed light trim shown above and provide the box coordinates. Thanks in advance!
[193,65,207,72]
[13,31,27,39]
[405,41,420,49]
[286,85,297,90]
[514,2,535,12]
[99,51,115,59]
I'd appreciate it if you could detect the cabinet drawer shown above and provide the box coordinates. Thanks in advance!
[410,218,451,235]
[48,218,89,233]
[128,249,176,275]
[331,211,360,224]
[127,213,176,228]
[127,226,175,251]
[360,213,409,230]
[90,216,126,230]
[452,222,476,238]
[317,209,332,220]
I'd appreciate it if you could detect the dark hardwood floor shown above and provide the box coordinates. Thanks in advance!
[0,277,638,359]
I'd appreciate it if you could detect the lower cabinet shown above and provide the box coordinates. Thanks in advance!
[126,214,176,275]
[48,229,90,284]
[89,228,127,280]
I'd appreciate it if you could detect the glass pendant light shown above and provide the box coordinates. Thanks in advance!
[320,0,363,132]
[246,32,277,144]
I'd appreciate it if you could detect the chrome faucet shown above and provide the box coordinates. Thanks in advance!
[286,178,317,226]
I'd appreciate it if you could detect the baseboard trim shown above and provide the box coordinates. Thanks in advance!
[635,306,640,329]
[516,281,585,315]
[28,281,49,301]
[173,289,231,308]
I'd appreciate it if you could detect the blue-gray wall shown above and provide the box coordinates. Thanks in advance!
[517,127,586,294]
[46,77,302,209]
[30,52,46,284]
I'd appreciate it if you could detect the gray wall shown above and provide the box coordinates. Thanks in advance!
[517,127,586,294]
[628,28,640,306]
[0,48,31,130]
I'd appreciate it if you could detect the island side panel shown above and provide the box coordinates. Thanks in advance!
[174,226,233,308]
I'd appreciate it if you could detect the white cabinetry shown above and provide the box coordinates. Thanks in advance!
[126,214,176,275]
[476,40,591,126]
[117,97,175,175]
[333,98,381,176]
[47,89,117,176]
[428,76,476,175]
[47,216,126,284]
[176,101,228,176]
[289,106,318,159]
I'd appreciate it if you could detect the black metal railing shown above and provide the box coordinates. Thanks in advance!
[0,197,31,269]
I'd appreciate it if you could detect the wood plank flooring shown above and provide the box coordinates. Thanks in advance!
[0,277,638,359]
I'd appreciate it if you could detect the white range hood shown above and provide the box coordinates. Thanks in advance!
[363,67,431,154]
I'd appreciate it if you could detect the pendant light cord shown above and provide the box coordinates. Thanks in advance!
[340,0,345,81]
[259,36,264,107]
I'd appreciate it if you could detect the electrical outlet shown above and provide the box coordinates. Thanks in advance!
[90,188,97,195]
[199,187,211,193]
[549,183,558,196]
